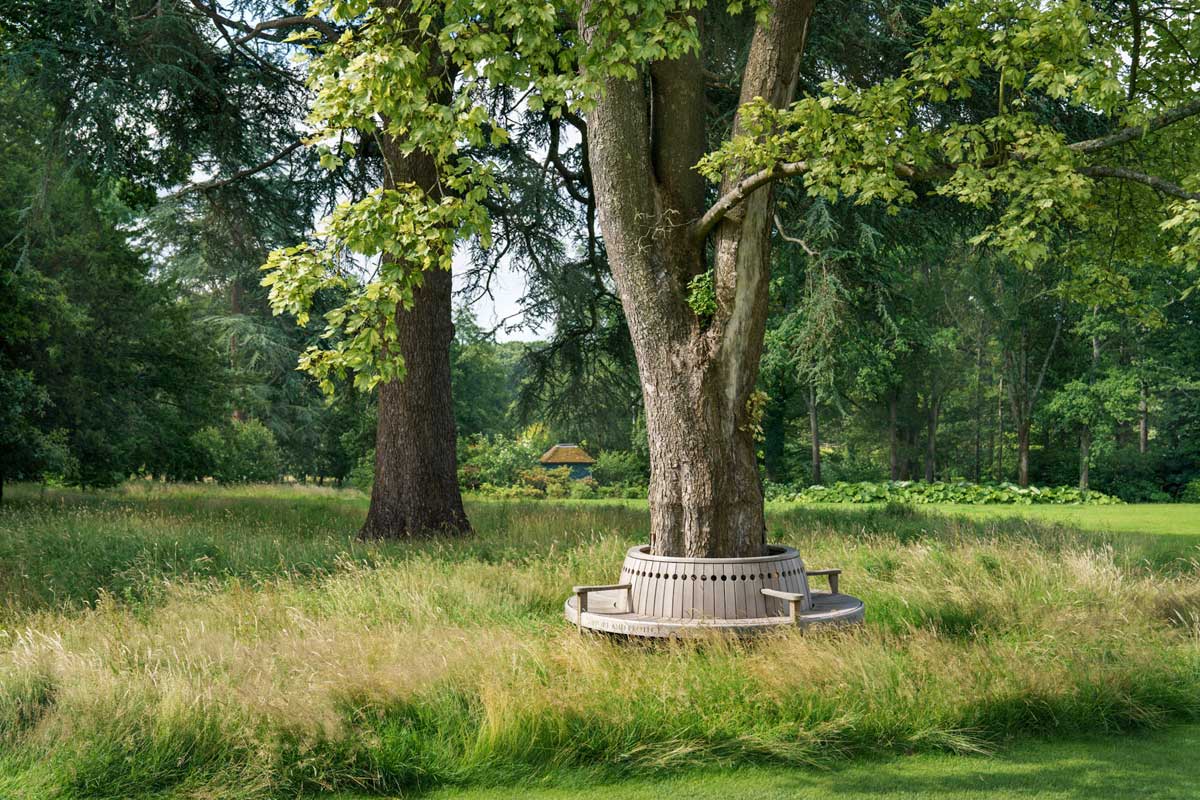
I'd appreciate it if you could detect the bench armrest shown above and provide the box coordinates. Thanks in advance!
[572,583,633,630]
[805,568,841,594]
[761,588,806,602]
[761,587,810,622]
[572,583,632,594]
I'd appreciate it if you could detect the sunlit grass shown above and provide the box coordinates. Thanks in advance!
[933,502,1200,537]
[0,484,1198,798]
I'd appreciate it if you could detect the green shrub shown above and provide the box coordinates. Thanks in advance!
[517,466,573,494]
[591,450,648,486]
[1181,479,1200,503]
[1088,448,1171,502]
[459,435,541,487]
[474,483,544,499]
[191,420,282,484]
[768,479,1122,505]
[568,479,597,499]
[349,451,374,493]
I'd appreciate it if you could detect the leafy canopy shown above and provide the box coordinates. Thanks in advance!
[262,0,709,392]
[265,0,1200,393]
[700,0,1199,269]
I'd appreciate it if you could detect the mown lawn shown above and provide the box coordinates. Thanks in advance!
[407,724,1200,799]
[0,483,1197,799]
[773,499,1200,537]
[934,502,1200,537]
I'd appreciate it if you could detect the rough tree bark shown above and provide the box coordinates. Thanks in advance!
[581,0,814,557]
[359,132,470,539]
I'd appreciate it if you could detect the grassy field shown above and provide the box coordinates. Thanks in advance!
[0,483,1198,798]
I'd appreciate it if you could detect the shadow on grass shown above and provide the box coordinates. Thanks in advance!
[408,725,1200,800]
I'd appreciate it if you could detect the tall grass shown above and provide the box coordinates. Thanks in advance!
[0,483,1198,798]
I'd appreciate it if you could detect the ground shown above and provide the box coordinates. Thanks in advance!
[0,484,1197,799]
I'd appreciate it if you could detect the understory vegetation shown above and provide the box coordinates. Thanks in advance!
[765,480,1123,505]
[0,484,1198,798]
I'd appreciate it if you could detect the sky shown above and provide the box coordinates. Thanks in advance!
[452,248,548,343]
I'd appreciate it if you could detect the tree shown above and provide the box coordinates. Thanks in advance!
[266,0,1200,557]
[0,87,227,493]
[449,309,518,439]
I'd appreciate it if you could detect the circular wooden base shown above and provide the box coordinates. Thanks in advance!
[564,544,864,637]
[564,589,864,637]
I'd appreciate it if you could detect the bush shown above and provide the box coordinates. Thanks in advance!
[458,434,541,487]
[517,466,573,494]
[590,450,648,486]
[349,451,374,493]
[568,478,598,499]
[192,419,282,484]
[1089,448,1171,502]
[1181,479,1200,503]
[768,479,1122,505]
[474,482,544,499]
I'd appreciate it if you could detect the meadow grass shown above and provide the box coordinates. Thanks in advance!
[0,483,1198,798]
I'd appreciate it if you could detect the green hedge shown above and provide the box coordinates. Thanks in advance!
[765,480,1123,505]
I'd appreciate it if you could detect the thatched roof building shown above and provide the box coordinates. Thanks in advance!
[539,444,595,478]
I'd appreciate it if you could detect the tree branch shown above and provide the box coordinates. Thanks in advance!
[189,1,339,44]
[170,140,305,198]
[1069,97,1200,154]
[692,161,807,243]
[545,117,590,206]
[772,213,818,257]
[233,15,339,45]
[692,95,1200,241]
[1030,314,1063,411]
[1078,165,1200,201]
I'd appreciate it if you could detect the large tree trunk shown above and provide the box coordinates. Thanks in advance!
[582,0,813,558]
[360,132,470,539]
